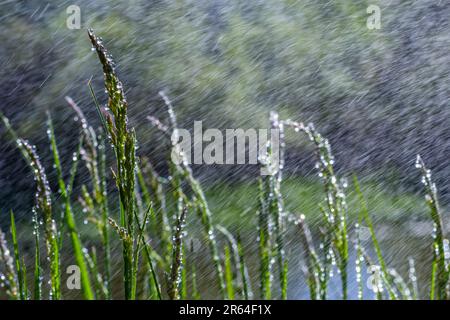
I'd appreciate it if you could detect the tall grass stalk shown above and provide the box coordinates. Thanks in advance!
[416,155,449,300]
[237,235,253,300]
[1,110,61,300]
[140,159,171,262]
[158,91,226,298]
[21,139,61,299]
[66,96,112,298]
[140,235,162,300]
[84,247,108,299]
[257,177,273,299]
[0,227,18,299]
[32,211,42,300]
[133,205,162,300]
[408,258,419,300]
[10,211,26,299]
[47,114,94,300]
[224,245,235,299]
[189,241,201,300]
[284,119,349,299]
[168,207,187,300]
[216,226,241,299]
[297,214,327,300]
[269,112,288,299]
[353,175,397,299]
[180,247,187,300]
[217,226,253,299]
[88,29,138,299]
[354,219,364,300]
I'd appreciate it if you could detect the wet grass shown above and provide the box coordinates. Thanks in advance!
[0,30,448,300]
[206,178,428,232]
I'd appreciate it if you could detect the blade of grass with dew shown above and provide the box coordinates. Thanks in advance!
[237,235,253,300]
[108,216,134,299]
[10,211,26,299]
[66,97,111,297]
[20,257,27,297]
[388,268,412,299]
[57,140,83,250]
[353,175,396,299]
[19,140,61,299]
[257,177,272,300]
[269,112,287,299]
[224,244,235,299]
[1,114,61,299]
[32,210,42,300]
[84,247,108,299]
[408,258,419,300]
[189,241,201,300]
[416,155,449,300]
[355,221,364,300]
[0,227,18,299]
[284,119,349,299]
[133,206,162,300]
[131,203,153,299]
[82,87,113,278]
[430,259,437,300]
[217,226,253,299]
[144,261,157,299]
[47,115,94,300]
[180,246,188,300]
[159,91,226,298]
[88,29,138,299]
[99,138,112,298]
[168,207,187,300]
[87,79,108,135]
[136,165,152,211]
[297,214,323,300]
[142,241,162,300]
[142,159,172,263]
[360,246,384,300]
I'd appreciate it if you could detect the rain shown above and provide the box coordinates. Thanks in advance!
[0,0,449,300]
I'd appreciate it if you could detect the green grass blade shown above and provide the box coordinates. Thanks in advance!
[237,235,252,300]
[140,240,162,300]
[47,115,94,300]
[191,264,201,300]
[84,247,108,299]
[168,207,187,300]
[161,91,226,298]
[0,226,18,299]
[416,155,448,300]
[353,175,396,299]
[180,247,187,300]
[132,206,162,300]
[224,245,235,300]
[10,211,26,299]
[87,78,108,135]
[32,211,42,300]
[258,178,272,300]
[99,138,112,299]
[430,259,437,300]
[89,29,137,300]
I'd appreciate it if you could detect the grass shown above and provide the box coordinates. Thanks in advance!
[0,29,449,300]
[205,177,427,234]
